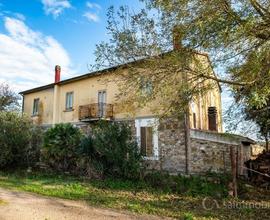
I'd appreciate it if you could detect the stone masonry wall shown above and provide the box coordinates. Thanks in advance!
[190,138,232,174]
[74,120,251,175]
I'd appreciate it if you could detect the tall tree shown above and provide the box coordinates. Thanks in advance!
[93,0,269,126]
[0,83,20,111]
[93,6,220,119]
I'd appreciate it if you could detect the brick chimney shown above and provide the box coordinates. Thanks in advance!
[173,25,183,50]
[55,65,61,83]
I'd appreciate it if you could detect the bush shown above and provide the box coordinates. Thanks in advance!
[79,121,142,179]
[42,123,83,172]
[0,112,41,168]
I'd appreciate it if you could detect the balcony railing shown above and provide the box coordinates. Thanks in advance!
[79,103,113,121]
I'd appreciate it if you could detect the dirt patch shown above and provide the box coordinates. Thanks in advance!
[0,188,169,220]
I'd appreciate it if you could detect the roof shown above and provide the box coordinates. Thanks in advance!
[190,129,256,145]
[19,64,124,95]
[20,50,221,95]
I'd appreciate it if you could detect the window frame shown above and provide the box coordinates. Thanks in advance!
[65,91,74,111]
[135,118,159,160]
[32,98,39,116]
[208,106,218,131]
[140,77,153,96]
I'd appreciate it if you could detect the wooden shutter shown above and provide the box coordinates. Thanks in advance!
[140,127,147,156]
[193,113,196,129]
[208,107,217,131]
[140,127,153,157]
[146,127,153,156]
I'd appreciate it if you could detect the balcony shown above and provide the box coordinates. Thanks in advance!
[79,103,114,121]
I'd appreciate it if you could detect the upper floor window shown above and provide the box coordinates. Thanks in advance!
[32,98,39,116]
[208,106,217,131]
[140,77,153,96]
[193,112,197,129]
[66,92,74,110]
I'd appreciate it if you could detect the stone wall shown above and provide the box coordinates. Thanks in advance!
[144,118,186,173]
[190,138,232,174]
[190,129,252,175]
[60,120,253,175]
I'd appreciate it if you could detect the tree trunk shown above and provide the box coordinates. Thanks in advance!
[265,136,269,151]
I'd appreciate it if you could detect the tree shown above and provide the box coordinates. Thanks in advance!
[93,6,219,120]
[145,0,270,141]
[92,1,269,146]
[0,83,20,111]
[0,111,42,168]
[42,123,83,172]
[244,100,270,150]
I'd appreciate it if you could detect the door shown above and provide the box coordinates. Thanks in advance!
[98,91,106,117]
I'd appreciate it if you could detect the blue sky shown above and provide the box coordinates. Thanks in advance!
[0,0,143,91]
[0,1,254,136]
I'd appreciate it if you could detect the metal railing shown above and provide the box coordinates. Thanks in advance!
[79,103,113,120]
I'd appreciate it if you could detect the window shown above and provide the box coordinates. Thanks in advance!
[135,118,159,159]
[140,77,153,96]
[208,106,217,131]
[193,112,196,129]
[66,92,74,110]
[140,127,153,157]
[32,98,39,116]
[98,90,106,117]
[191,101,196,129]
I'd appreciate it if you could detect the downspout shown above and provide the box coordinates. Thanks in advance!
[21,94,24,116]
[173,25,191,175]
[184,110,191,175]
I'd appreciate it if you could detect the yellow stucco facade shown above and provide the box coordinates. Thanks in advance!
[21,58,223,132]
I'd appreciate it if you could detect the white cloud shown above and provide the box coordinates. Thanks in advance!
[41,0,71,18]
[86,2,101,10]
[0,17,74,92]
[83,12,99,22]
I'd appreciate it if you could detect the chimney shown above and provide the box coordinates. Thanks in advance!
[55,65,61,83]
[173,25,183,50]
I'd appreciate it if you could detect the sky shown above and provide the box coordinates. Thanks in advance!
[0,0,246,136]
[0,0,143,92]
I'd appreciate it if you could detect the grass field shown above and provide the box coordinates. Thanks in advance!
[0,171,269,219]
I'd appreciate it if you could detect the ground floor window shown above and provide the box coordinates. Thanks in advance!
[135,118,159,159]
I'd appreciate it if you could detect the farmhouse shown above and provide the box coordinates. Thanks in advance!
[20,50,254,175]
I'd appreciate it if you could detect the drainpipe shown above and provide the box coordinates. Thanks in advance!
[21,94,24,116]
[184,109,191,175]
[173,25,191,175]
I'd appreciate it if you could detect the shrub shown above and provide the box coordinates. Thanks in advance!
[79,121,142,179]
[0,112,41,168]
[42,123,83,172]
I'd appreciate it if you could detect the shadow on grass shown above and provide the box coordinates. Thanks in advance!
[1,171,270,220]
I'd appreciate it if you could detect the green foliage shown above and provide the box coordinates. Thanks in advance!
[42,123,83,172]
[0,83,19,111]
[0,112,41,168]
[93,0,270,122]
[144,171,228,197]
[2,171,266,219]
[79,121,142,179]
[183,212,194,220]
